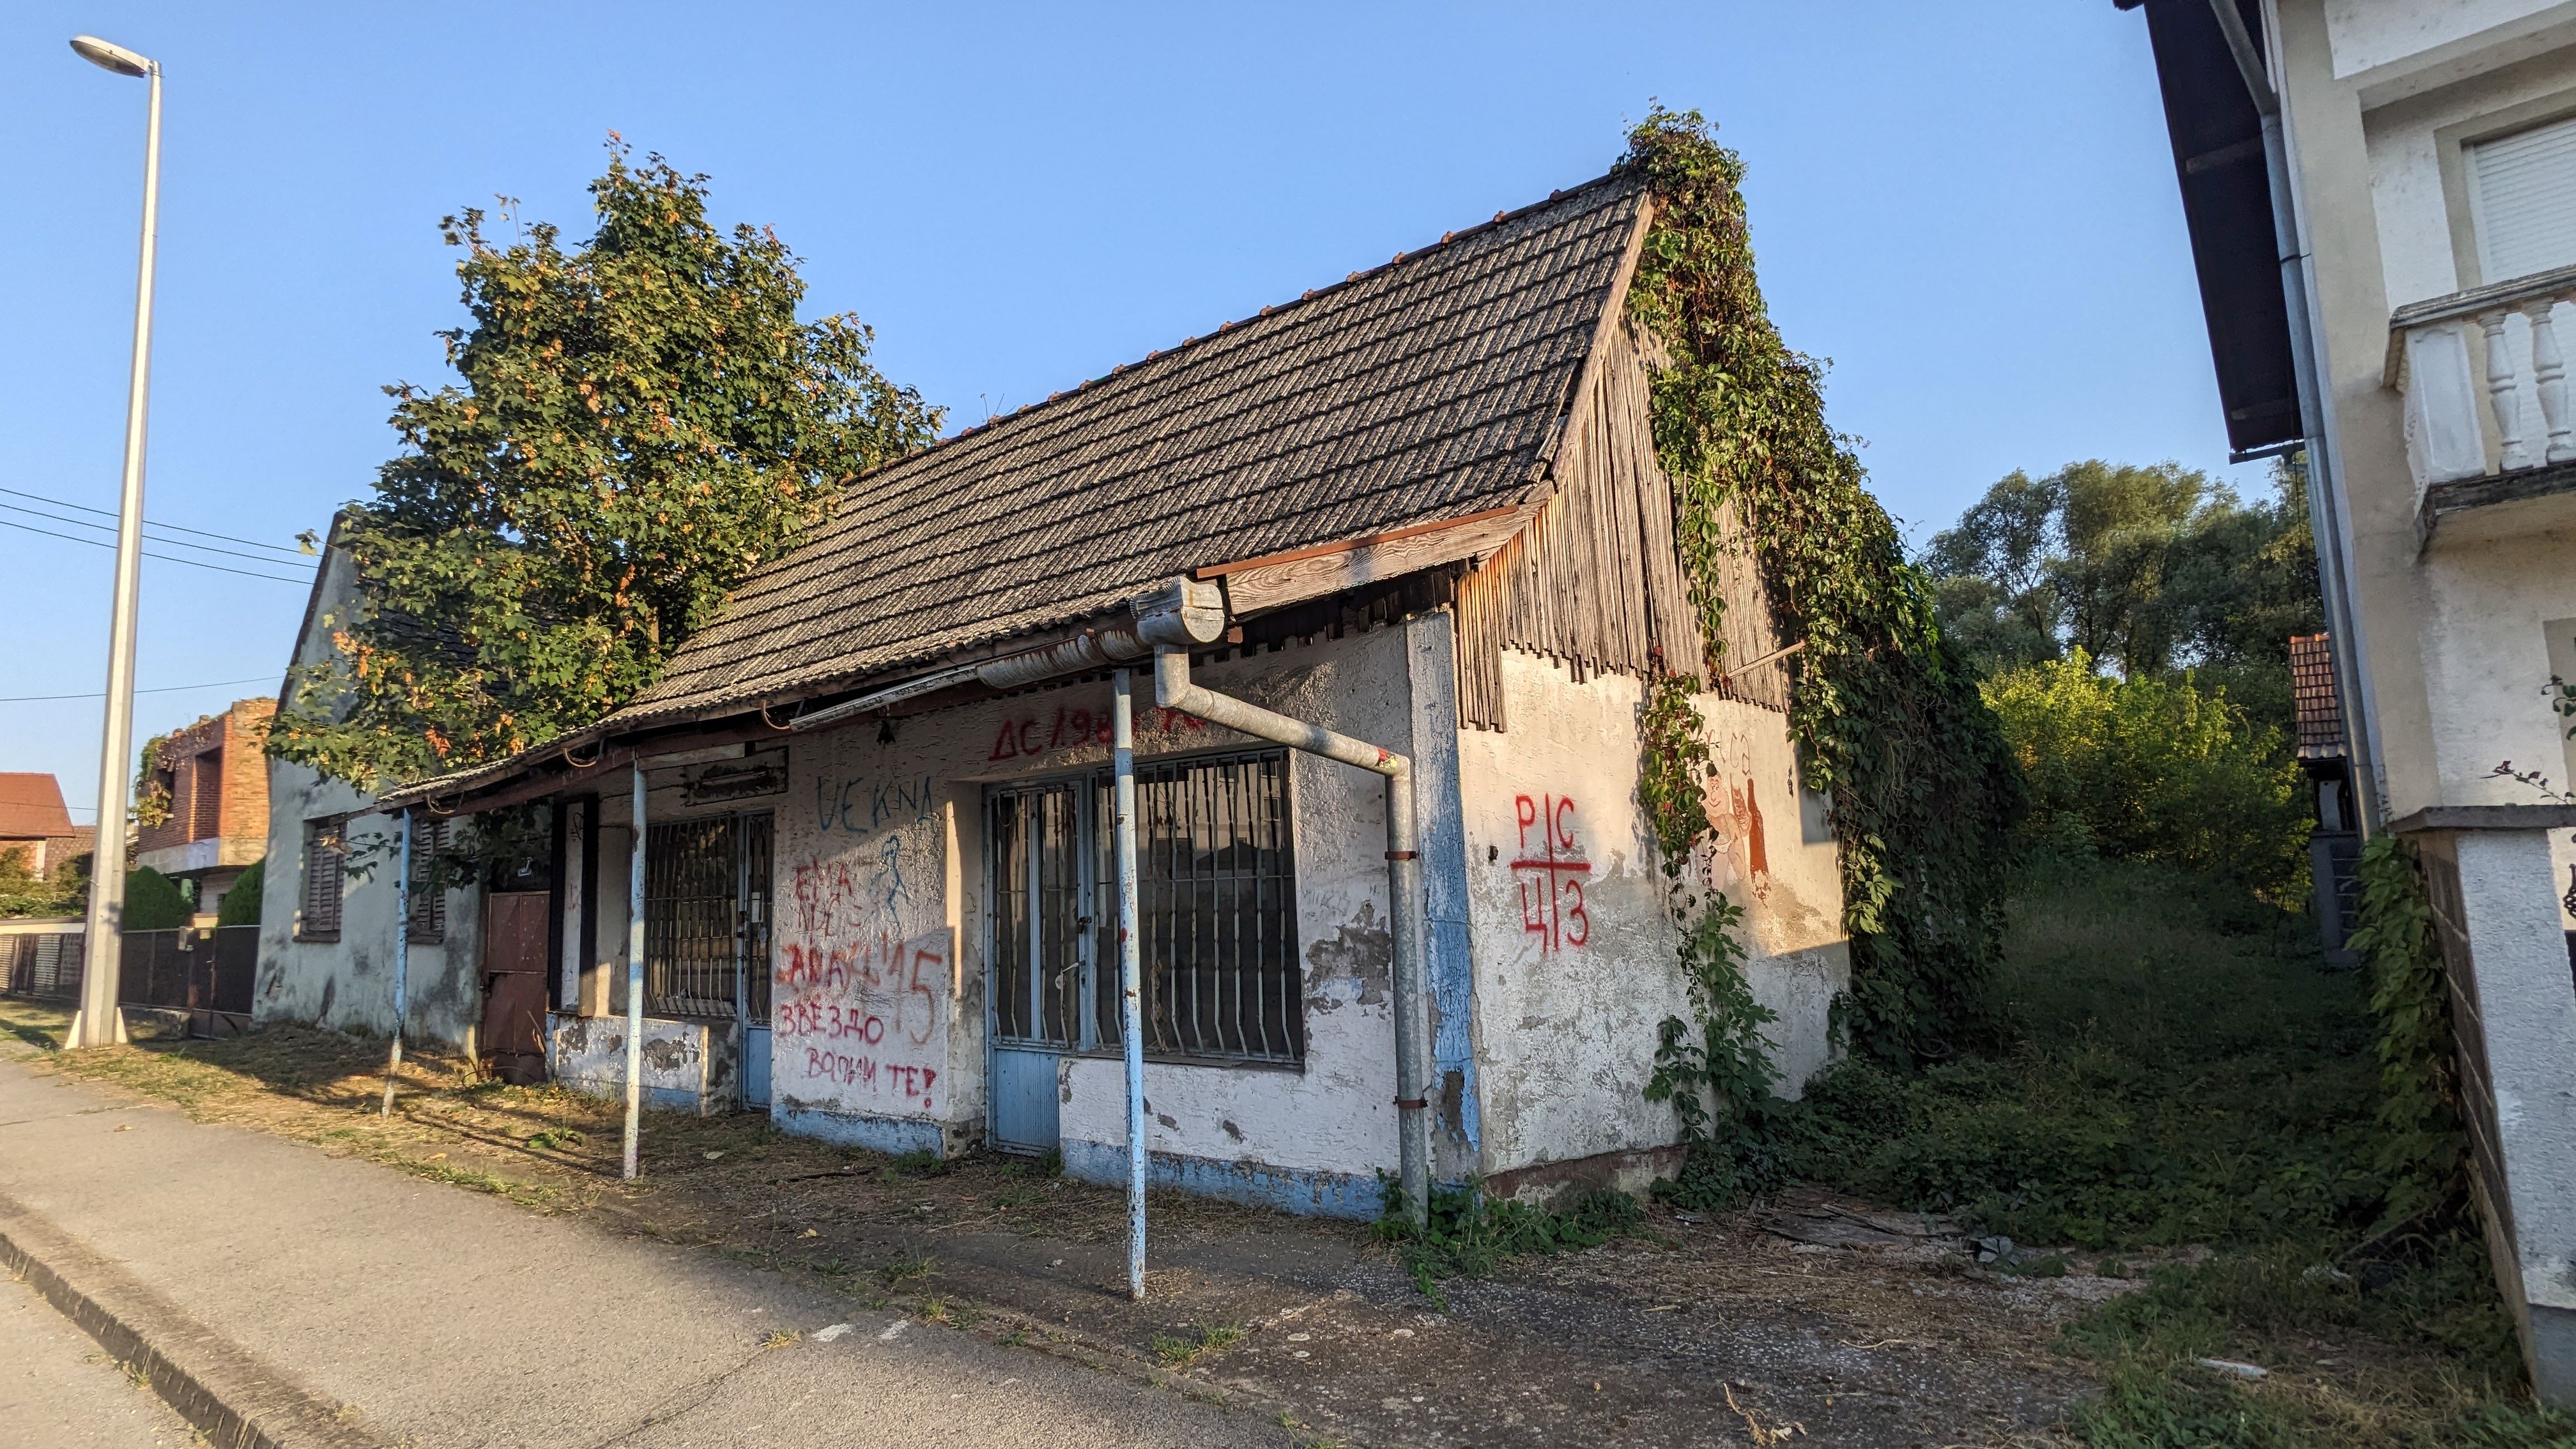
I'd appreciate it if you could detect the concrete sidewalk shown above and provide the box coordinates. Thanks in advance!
[0,1057,1292,1448]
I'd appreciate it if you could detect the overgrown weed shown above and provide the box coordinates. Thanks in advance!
[1375,1177,1641,1305]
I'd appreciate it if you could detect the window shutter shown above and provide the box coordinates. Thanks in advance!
[2471,115,2576,283]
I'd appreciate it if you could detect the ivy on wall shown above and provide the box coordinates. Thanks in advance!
[2345,836,2467,1225]
[1618,108,2023,1066]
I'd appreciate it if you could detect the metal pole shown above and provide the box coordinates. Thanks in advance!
[1153,650,1430,1225]
[1112,670,1147,1300]
[72,54,162,1050]
[622,765,647,1180]
[381,810,413,1117]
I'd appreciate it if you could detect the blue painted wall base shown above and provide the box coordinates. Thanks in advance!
[772,1105,947,1158]
[1061,1139,1384,1220]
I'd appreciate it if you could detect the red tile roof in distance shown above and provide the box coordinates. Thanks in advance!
[2288,632,2345,761]
[0,773,79,839]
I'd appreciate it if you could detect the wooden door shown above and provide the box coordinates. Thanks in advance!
[482,891,551,1083]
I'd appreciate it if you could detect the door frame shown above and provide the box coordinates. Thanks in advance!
[983,774,1098,1153]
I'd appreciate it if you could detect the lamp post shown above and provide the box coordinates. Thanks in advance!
[68,34,164,1050]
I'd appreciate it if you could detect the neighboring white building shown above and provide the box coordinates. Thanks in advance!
[275,174,1853,1218]
[2124,0,2576,1401]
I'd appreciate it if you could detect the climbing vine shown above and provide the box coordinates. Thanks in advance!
[1618,109,2022,1066]
[2345,835,2467,1225]
[1637,675,1786,1209]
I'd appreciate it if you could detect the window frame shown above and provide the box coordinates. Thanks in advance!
[298,815,346,942]
[405,815,449,945]
[983,746,1304,1071]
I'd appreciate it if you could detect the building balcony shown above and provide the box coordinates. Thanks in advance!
[2386,264,2576,547]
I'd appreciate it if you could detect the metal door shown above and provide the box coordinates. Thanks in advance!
[481,892,552,1083]
[988,783,1091,1153]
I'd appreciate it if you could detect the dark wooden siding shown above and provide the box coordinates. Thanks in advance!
[1453,321,1790,730]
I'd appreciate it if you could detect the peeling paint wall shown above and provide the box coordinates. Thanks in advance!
[1458,648,1847,1184]
[546,1011,734,1114]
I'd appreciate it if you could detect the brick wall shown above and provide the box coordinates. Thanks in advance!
[135,699,275,856]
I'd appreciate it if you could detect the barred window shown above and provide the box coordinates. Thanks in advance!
[642,813,772,1021]
[300,816,345,940]
[990,749,1300,1066]
[406,816,449,944]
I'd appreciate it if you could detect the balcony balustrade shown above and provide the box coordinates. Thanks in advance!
[2387,264,2576,540]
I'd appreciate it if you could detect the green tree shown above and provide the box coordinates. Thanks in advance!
[268,140,942,788]
[0,847,86,919]
[1926,457,2322,736]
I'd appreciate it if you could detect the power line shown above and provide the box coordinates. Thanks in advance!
[0,515,313,584]
[0,485,316,557]
[0,501,318,569]
[0,674,278,705]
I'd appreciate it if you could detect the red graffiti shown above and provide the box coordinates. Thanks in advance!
[986,702,1205,761]
[801,1046,937,1108]
[776,934,941,1047]
[1510,793,1591,953]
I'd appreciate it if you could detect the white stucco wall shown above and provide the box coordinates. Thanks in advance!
[1457,650,1847,1186]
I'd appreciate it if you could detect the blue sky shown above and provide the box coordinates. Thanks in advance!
[1,2,2248,820]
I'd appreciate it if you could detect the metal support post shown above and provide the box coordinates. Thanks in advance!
[623,765,647,1179]
[381,809,413,1116]
[1113,670,1147,1299]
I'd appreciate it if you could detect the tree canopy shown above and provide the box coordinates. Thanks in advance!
[269,141,942,789]
[1925,457,2322,732]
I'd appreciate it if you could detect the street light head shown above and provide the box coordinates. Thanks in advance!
[69,35,154,78]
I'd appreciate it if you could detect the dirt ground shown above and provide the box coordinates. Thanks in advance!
[2,1003,2131,1448]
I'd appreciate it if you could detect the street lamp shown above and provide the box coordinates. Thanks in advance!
[68,34,164,1050]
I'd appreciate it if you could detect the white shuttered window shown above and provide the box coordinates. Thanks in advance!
[2470,115,2576,283]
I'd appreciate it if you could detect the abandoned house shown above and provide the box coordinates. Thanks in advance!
[266,172,1851,1216]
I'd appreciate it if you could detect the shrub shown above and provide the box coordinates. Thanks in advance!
[121,866,192,931]
[217,858,264,926]
[1981,652,2307,898]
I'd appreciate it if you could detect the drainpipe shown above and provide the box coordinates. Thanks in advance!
[1151,648,1432,1227]
[1112,670,1147,1300]
[624,765,647,1180]
[380,808,413,1117]
[2205,0,2384,829]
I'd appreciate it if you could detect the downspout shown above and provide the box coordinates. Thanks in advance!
[2206,0,2384,829]
[1153,647,1433,1227]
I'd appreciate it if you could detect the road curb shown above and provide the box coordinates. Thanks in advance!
[0,1189,379,1448]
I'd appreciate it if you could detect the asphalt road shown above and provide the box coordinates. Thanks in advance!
[0,1057,1294,1448]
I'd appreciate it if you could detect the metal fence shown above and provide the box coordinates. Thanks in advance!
[1,926,257,1038]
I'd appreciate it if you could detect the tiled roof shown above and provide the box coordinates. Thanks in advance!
[2288,632,2345,761]
[0,773,79,839]
[608,172,1652,732]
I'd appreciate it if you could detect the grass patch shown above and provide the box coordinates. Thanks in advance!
[1151,1322,1245,1367]
[1376,1178,1641,1305]
[1771,855,2570,1443]
[880,1250,935,1287]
